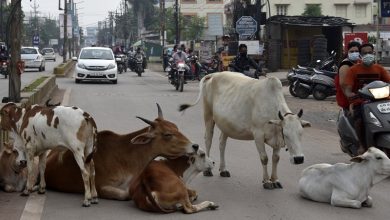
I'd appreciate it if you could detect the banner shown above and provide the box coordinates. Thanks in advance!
[344,32,368,51]
[59,14,73,39]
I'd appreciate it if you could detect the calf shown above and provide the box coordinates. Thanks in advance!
[45,104,197,201]
[0,103,98,207]
[299,147,390,208]
[129,147,218,213]
[0,142,27,192]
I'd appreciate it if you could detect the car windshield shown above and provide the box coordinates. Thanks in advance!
[21,48,37,54]
[80,49,113,60]
[42,49,54,53]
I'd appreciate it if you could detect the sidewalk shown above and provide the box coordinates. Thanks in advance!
[147,62,289,85]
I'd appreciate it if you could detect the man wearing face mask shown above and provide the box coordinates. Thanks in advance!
[342,43,390,154]
[335,41,361,110]
[229,44,259,76]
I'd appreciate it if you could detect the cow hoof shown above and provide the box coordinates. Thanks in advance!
[21,190,30,196]
[203,170,213,177]
[82,201,91,207]
[362,197,373,207]
[263,182,274,189]
[209,203,219,210]
[38,188,46,194]
[220,171,231,177]
[272,182,283,189]
[91,197,99,204]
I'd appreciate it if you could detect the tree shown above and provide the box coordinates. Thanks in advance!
[302,4,323,16]
[128,0,157,37]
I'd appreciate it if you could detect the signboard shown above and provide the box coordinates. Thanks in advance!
[59,14,73,39]
[382,0,390,17]
[239,41,261,55]
[344,32,368,51]
[49,39,59,45]
[207,13,223,36]
[236,16,257,36]
[32,34,40,46]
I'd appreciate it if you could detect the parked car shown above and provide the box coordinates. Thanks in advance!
[73,47,118,84]
[21,46,45,71]
[41,48,56,61]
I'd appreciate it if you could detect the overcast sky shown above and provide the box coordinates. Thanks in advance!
[22,0,123,28]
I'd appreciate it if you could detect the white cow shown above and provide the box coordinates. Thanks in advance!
[179,72,311,189]
[299,147,390,208]
[0,103,98,207]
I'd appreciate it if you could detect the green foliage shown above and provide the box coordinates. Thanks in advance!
[302,4,323,17]
[165,8,205,43]
[368,35,376,44]
[21,76,49,92]
[22,17,59,47]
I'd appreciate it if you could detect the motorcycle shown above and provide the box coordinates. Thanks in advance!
[311,68,337,100]
[135,53,144,77]
[170,61,186,92]
[115,54,127,74]
[201,54,222,74]
[289,51,338,98]
[0,60,8,79]
[337,81,390,157]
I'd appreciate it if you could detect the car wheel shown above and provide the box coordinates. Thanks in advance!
[39,66,43,72]
[75,79,81,84]
[111,80,117,84]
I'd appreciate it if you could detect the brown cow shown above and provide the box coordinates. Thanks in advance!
[129,147,218,213]
[0,142,38,192]
[45,104,197,201]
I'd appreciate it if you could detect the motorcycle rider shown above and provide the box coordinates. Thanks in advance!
[135,47,147,69]
[0,44,8,61]
[170,44,189,82]
[335,41,361,110]
[341,43,390,154]
[229,44,259,76]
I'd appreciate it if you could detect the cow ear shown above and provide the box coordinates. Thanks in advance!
[350,156,365,163]
[268,120,281,126]
[131,132,155,145]
[301,120,311,128]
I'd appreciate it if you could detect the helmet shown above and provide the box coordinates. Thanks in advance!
[0,44,6,51]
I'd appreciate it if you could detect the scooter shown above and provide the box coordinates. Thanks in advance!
[311,68,337,100]
[115,54,127,74]
[338,81,390,157]
[0,60,8,79]
[135,53,144,77]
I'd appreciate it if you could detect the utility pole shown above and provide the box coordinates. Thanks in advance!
[174,0,179,44]
[160,0,165,50]
[109,11,114,46]
[68,0,72,59]
[0,0,3,41]
[62,0,68,63]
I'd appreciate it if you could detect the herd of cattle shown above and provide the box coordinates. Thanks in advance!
[1,72,390,214]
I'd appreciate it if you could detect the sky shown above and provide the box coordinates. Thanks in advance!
[21,0,123,28]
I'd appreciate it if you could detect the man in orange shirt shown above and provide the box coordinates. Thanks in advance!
[342,43,390,154]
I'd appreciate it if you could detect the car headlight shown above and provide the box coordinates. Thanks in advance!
[368,112,382,127]
[369,86,389,99]
[107,63,116,70]
[77,63,87,69]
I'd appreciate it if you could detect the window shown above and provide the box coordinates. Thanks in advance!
[355,4,367,18]
[207,0,222,3]
[276,4,288,16]
[181,0,196,3]
[335,4,348,18]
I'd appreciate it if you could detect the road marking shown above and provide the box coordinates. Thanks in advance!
[19,87,72,220]
[20,194,45,220]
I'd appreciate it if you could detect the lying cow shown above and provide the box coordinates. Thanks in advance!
[299,147,390,208]
[179,72,311,189]
[45,104,197,201]
[0,142,39,193]
[129,147,218,213]
[0,103,98,207]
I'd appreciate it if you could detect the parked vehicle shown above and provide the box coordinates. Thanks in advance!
[311,68,337,100]
[0,60,8,78]
[338,81,390,157]
[135,53,144,77]
[41,48,56,61]
[21,47,45,71]
[73,47,118,84]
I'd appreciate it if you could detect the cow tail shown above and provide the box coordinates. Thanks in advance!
[85,114,98,164]
[178,74,212,112]
[142,178,175,213]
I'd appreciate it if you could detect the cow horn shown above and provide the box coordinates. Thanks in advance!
[136,116,155,127]
[156,103,163,119]
[278,111,284,121]
[297,109,303,118]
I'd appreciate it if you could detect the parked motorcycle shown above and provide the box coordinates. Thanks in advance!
[311,68,337,100]
[135,53,144,77]
[0,60,8,79]
[337,81,390,157]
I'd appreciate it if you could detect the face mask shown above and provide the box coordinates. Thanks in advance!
[240,52,247,56]
[348,52,360,61]
[362,54,375,66]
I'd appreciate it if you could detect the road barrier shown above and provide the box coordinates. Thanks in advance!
[54,60,75,77]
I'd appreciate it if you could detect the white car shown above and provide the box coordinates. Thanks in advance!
[41,48,56,61]
[73,47,118,84]
[21,47,45,71]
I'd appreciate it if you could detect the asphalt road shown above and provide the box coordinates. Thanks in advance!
[1,68,390,220]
